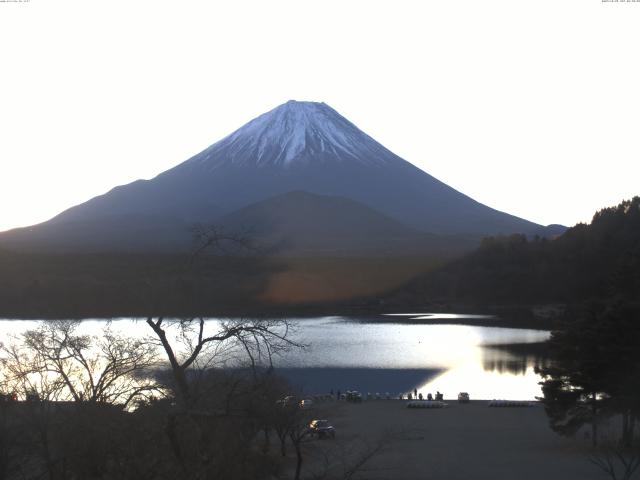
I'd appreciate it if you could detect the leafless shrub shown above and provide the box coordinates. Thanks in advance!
[1,320,162,409]
[589,441,640,480]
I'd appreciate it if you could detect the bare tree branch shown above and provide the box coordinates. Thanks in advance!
[1,321,162,409]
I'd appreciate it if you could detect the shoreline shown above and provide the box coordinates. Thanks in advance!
[0,305,558,330]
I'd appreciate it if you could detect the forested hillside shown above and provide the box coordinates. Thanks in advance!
[391,197,640,305]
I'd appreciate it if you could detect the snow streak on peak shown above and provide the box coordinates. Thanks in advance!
[186,100,404,169]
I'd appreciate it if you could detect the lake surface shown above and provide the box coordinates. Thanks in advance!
[0,314,550,400]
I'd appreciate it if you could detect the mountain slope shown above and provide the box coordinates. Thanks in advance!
[218,191,477,256]
[0,100,544,253]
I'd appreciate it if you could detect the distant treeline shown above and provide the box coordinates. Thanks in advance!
[0,252,279,318]
[0,250,443,318]
[390,197,640,306]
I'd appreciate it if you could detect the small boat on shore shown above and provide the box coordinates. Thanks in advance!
[407,400,448,409]
[488,400,536,407]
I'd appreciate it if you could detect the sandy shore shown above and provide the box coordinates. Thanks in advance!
[287,399,603,480]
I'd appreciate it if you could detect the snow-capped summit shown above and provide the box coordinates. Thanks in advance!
[181,100,401,169]
[0,100,545,253]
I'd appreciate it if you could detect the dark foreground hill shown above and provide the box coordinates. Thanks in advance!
[388,197,640,306]
[0,250,448,318]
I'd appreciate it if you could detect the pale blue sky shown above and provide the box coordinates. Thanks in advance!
[1,0,639,232]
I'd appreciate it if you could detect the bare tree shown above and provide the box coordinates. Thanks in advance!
[270,400,302,458]
[582,421,640,480]
[144,316,303,479]
[286,408,314,480]
[1,320,162,409]
[589,442,640,480]
[303,428,402,480]
[0,321,164,480]
[189,223,258,263]
[145,316,301,409]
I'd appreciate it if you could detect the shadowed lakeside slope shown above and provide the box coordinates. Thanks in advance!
[385,197,640,307]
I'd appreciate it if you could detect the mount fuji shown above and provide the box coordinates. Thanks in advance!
[1,100,550,254]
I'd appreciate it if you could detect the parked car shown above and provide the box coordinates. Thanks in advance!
[299,398,314,409]
[346,391,362,403]
[308,419,336,438]
[276,395,296,407]
[458,392,470,403]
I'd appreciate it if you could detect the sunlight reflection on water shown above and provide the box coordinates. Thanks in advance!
[0,315,550,400]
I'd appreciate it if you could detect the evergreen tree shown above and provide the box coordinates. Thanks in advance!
[537,303,640,446]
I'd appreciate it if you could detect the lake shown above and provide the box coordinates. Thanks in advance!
[0,313,550,400]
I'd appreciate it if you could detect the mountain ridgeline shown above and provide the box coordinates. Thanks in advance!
[0,101,553,255]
